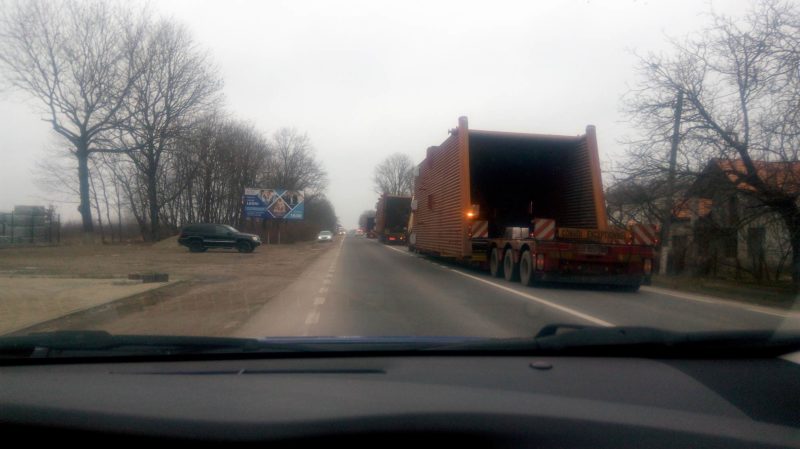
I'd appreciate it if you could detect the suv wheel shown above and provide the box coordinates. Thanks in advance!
[189,240,205,253]
[237,240,253,253]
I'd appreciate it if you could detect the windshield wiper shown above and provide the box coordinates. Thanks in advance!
[426,325,800,358]
[0,331,306,359]
[0,332,482,360]
[2,329,797,360]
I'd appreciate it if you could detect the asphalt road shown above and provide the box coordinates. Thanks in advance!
[235,236,800,338]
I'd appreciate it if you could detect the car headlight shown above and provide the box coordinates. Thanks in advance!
[251,236,259,241]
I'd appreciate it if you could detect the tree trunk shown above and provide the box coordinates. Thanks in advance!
[76,144,94,238]
[147,167,160,242]
[779,207,800,291]
[790,232,800,290]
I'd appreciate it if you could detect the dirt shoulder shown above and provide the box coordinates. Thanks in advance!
[0,239,338,336]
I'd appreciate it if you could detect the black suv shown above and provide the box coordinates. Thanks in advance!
[178,224,261,253]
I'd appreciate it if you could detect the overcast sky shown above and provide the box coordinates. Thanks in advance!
[0,0,752,228]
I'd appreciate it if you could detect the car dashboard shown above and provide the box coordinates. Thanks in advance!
[1,354,799,448]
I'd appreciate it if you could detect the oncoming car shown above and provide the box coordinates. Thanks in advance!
[178,223,261,253]
[317,230,333,242]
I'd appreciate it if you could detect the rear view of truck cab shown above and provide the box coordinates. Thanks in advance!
[411,117,656,290]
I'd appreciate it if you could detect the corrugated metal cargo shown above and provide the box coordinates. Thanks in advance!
[468,124,607,235]
[375,197,385,236]
[413,117,471,258]
[412,117,608,259]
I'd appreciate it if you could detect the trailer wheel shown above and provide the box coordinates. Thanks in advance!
[519,250,535,286]
[489,247,504,278]
[503,248,519,282]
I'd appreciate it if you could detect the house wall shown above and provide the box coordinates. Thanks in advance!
[670,192,792,280]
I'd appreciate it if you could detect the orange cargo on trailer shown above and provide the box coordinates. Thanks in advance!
[410,117,655,290]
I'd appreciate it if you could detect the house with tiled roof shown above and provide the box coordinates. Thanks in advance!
[668,159,800,280]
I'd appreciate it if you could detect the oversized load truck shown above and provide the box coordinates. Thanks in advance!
[409,117,656,290]
[375,194,412,245]
[365,216,376,238]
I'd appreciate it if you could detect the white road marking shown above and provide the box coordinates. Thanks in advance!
[381,242,613,326]
[314,296,326,305]
[305,311,320,324]
[323,279,331,285]
[447,269,614,327]
[384,245,414,257]
[641,286,799,318]
[319,287,328,295]
[325,273,333,279]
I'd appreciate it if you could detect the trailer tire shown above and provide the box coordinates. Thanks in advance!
[489,247,504,278]
[503,248,519,282]
[519,250,535,286]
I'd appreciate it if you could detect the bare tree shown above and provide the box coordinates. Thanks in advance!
[266,128,327,194]
[0,0,145,237]
[114,19,223,240]
[623,0,800,286]
[373,153,414,196]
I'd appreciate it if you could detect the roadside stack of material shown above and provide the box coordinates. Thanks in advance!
[410,116,656,289]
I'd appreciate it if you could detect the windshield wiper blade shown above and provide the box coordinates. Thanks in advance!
[424,326,800,357]
[0,331,303,358]
[0,332,483,359]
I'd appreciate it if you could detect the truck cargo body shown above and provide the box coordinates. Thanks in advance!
[365,217,376,238]
[410,117,654,288]
[375,194,412,245]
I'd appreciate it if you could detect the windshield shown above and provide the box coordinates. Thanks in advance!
[0,0,799,359]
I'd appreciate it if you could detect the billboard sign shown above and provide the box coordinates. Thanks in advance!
[243,188,305,220]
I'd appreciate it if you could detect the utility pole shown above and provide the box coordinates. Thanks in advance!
[660,91,684,275]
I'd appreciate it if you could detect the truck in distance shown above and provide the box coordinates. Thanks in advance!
[375,194,412,245]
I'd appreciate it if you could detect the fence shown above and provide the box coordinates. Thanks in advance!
[0,206,60,247]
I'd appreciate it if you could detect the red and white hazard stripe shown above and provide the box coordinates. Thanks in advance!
[630,224,659,246]
[532,218,556,240]
[470,220,489,238]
